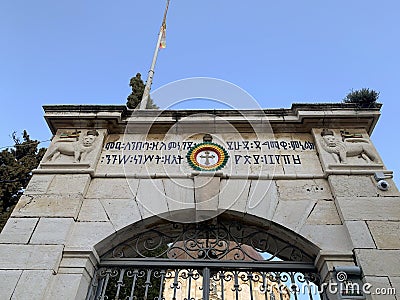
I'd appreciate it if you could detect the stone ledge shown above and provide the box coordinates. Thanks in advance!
[327,164,385,170]
[325,168,391,176]
[39,163,91,169]
[92,173,327,179]
[43,104,381,135]
[33,168,95,175]
[58,249,99,278]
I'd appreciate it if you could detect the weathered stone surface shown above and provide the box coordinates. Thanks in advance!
[24,174,54,194]
[12,270,53,300]
[30,218,74,244]
[336,197,400,221]
[276,179,333,201]
[86,178,138,199]
[12,194,84,219]
[78,198,109,222]
[389,277,400,300]
[219,179,250,215]
[300,225,353,253]
[163,178,194,212]
[194,176,220,221]
[273,200,314,231]
[163,178,195,222]
[100,199,142,231]
[291,152,324,175]
[329,176,379,197]
[66,222,115,249]
[0,270,22,300]
[345,221,376,249]
[136,179,168,220]
[363,276,396,300]
[247,179,278,220]
[0,244,63,269]
[47,174,91,195]
[355,249,400,276]
[45,273,91,300]
[367,221,400,249]
[306,200,342,225]
[0,218,38,244]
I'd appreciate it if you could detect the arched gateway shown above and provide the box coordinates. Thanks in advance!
[0,104,399,300]
[87,214,320,300]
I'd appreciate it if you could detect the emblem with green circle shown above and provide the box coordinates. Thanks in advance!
[186,142,229,171]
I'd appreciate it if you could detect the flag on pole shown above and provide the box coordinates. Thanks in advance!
[159,24,166,49]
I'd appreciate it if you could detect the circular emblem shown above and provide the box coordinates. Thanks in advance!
[187,142,229,171]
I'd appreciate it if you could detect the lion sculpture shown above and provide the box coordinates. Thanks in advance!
[320,133,378,164]
[44,131,98,163]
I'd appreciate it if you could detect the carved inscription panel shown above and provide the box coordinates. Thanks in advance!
[96,133,323,176]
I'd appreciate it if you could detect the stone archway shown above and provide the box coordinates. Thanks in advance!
[86,213,322,300]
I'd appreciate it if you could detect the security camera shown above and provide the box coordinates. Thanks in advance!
[377,180,390,191]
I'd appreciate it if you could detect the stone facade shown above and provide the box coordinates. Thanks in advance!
[0,104,398,299]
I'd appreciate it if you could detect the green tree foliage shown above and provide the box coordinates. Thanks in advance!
[0,131,46,231]
[126,73,159,109]
[343,88,380,108]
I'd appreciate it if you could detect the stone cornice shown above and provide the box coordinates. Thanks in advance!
[43,103,381,135]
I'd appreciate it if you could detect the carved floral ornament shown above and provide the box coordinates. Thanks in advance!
[319,129,378,164]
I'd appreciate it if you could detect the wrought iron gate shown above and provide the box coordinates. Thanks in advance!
[86,219,321,300]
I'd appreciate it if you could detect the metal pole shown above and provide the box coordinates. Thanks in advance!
[140,0,170,110]
[202,267,210,300]
[139,28,164,109]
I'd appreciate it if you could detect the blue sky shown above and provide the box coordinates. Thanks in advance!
[0,0,399,186]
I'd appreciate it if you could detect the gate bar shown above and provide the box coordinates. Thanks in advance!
[100,258,317,272]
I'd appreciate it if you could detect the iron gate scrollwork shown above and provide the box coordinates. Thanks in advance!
[86,219,321,300]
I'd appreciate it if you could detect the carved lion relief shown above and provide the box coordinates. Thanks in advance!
[320,129,378,164]
[44,130,100,163]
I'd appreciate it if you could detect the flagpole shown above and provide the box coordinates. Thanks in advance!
[140,0,170,109]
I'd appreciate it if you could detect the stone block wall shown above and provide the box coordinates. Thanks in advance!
[0,106,399,299]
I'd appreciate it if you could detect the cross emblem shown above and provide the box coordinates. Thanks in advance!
[199,151,216,165]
